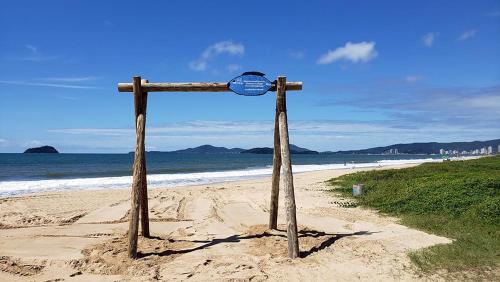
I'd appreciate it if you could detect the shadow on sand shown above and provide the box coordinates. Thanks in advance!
[139,229,376,259]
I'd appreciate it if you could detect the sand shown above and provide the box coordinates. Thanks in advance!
[0,164,452,281]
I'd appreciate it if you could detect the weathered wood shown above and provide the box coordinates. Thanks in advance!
[117,81,302,92]
[128,76,144,259]
[269,76,287,229]
[279,110,300,259]
[120,74,303,259]
[139,79,150,238]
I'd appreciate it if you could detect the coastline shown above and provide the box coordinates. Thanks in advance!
[0,155,480,198]
[0,164,452,281]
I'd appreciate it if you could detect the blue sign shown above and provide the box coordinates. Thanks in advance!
[227,72,273,96]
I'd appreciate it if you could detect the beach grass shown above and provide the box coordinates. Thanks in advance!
[328,156,500,277]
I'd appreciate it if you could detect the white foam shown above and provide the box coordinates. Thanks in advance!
[0,157,476,197]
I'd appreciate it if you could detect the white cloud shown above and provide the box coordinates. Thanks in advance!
[51,119,493,139]
[188,61,207,71]
[458,29,477,41]
[0,80,101,89]
[8,55,60,62]
[0,76,101,90]
[4,45,61,62]
[317,41,377,64]
[461,95,500,109]
[422,33,437,47]
[405,75,423,83]
[202,41,244,58]
[48,128,132,136]
[45,117,500,152]
[189,41,245,71]
[25,44,38,53]
[56,95,79,100]
[487,11,500,17]
[25,140,43,147]
[289,50,304,59]
[42,76,101,82]
[226,64,242,73]
[48,121,273,136]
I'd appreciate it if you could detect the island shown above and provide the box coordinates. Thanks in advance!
[23,146,59,154]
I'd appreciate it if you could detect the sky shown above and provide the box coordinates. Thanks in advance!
[0,0,499,153]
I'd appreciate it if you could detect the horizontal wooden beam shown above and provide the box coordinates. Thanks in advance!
[117,82,302,93]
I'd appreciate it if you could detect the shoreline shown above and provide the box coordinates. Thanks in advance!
[0,156,481,198]
[2,163,414,201]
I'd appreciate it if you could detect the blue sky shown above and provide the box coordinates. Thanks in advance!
[0,0,499,153]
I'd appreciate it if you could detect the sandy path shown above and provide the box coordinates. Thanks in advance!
[0,165,450,281]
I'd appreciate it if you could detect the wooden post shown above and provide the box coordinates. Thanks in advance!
[139,79,150,238]
[128,76,145,259]
[269,76,286,229]
[278,95,300,259]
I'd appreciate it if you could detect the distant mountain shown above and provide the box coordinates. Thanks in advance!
[241,144,319,154]
[289,144,319,154]
[128,145,245,154]
[170,145,244,154]
[329,139,500,155]
[24,146,59,154]
[240,147,273,154]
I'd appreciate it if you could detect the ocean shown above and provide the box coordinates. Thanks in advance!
[0,153,447,197]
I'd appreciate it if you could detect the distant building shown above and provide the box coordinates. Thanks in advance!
[428,146,499,156]
[384,148,400,155]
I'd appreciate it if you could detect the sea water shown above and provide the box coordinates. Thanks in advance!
[0,153,450,197]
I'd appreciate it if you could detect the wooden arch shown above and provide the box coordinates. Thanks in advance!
[117,75,303,259]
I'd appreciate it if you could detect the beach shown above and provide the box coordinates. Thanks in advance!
[0,164,452,281]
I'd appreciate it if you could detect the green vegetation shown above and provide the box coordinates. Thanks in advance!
[328,156,500,277]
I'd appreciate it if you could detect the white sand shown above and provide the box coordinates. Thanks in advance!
[0,164,451,281]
